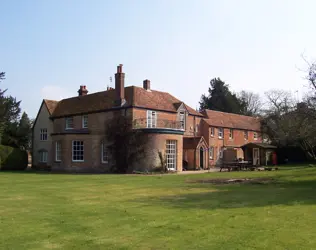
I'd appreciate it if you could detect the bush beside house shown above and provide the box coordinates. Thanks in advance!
[0,145,28,171]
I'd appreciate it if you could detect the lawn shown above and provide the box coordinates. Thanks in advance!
[1,166,316,250]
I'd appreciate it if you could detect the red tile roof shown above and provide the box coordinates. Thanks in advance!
[202,109,261,131]
[50,86,203,118]
[43,99,59,115]
[183,137,203,149]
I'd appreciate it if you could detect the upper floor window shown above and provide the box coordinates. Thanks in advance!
[179,111,185,130]
[55,141,61,162]
[65,117,74,130]
[254,132,258,140]
[244,131,248,140]
[210,127,214,137]
[82,115,88,128]
[40,128,47,141]
[195,124,199,133]
[39,150,48,163]
[218,128,223,139]
[229,129,234,139]
[147,110,157,128]
[72,140,84,162]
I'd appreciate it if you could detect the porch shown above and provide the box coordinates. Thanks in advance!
[241,143,277,166]
[183,136,209,170]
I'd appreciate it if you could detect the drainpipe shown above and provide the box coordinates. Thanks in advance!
[193,116,196,170]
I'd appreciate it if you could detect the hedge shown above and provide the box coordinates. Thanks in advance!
[0,145,28,171]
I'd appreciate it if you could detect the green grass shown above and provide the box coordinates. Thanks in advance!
[1,166,316,249]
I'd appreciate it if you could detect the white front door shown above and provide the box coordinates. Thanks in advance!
[166,140,177,170]
[253,148,260,165]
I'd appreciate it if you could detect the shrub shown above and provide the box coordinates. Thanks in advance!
[0,145,28,171]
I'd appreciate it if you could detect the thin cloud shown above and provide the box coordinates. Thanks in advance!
[40,85,73,101]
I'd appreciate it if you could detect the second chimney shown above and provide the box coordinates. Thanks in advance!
[143,79,151,90]
[78,85,88,96]
[115,64,125,106]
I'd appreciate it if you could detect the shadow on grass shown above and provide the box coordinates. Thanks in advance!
[131,174,316,209]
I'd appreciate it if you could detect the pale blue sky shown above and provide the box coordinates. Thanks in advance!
[1,0,315,118]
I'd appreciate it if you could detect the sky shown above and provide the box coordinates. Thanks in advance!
[1,0,316,118]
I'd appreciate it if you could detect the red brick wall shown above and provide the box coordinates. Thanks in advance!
[201,124,262,167]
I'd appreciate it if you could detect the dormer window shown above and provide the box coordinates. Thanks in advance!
[65,117,74,130]
[179,111,186,130]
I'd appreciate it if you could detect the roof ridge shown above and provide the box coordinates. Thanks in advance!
[204,109,259,119]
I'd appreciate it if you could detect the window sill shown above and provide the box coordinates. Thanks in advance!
[65,128,74,130]
[72,160,84,163]
[101,161,109,164]
[55,160,61,163]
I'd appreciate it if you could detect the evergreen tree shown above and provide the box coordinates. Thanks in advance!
[199,78,244,114]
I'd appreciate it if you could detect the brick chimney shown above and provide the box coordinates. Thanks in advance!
[115,64,125,106]
[143,79,151,90]
[78,85,88,96]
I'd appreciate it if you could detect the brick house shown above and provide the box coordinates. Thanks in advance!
[32,64,263,172]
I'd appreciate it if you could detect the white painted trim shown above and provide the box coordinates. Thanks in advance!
[65,117,74,130]
[82,115,88,128]
[72,140,84,162]
[253,148,260,166]
[55,141,61,162]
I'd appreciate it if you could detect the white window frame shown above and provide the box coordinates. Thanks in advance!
[254,132,258,140]
[82,115,88,128]
[40,128,48,141]
[219,147,224,159]
[39,151,48,163]
[209,147,214,159]
[195,124,199,133]
[229,129,234,139]
[244,131,248,140]
[101,142,109,163]
[72,140,84,162]
[166,140,177,170]
[55,141,61,162]
[179,111,186,130]
[218,128,223,139]
[210,127,214,137]
[65,117,74,130]
[147,110,157,128]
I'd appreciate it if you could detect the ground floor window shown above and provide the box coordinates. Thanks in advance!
[55,141,61,162]
[72,141,84,162]
[39,151,48,163]
[101,142,109,163]
[166,140,177,170]
[209,147,214,159]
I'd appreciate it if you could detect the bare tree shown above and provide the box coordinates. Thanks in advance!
[261,90,316,160]
[238,90,262,116]
[263,89,295,115]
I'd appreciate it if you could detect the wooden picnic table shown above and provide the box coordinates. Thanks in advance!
[220,161,254,172]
